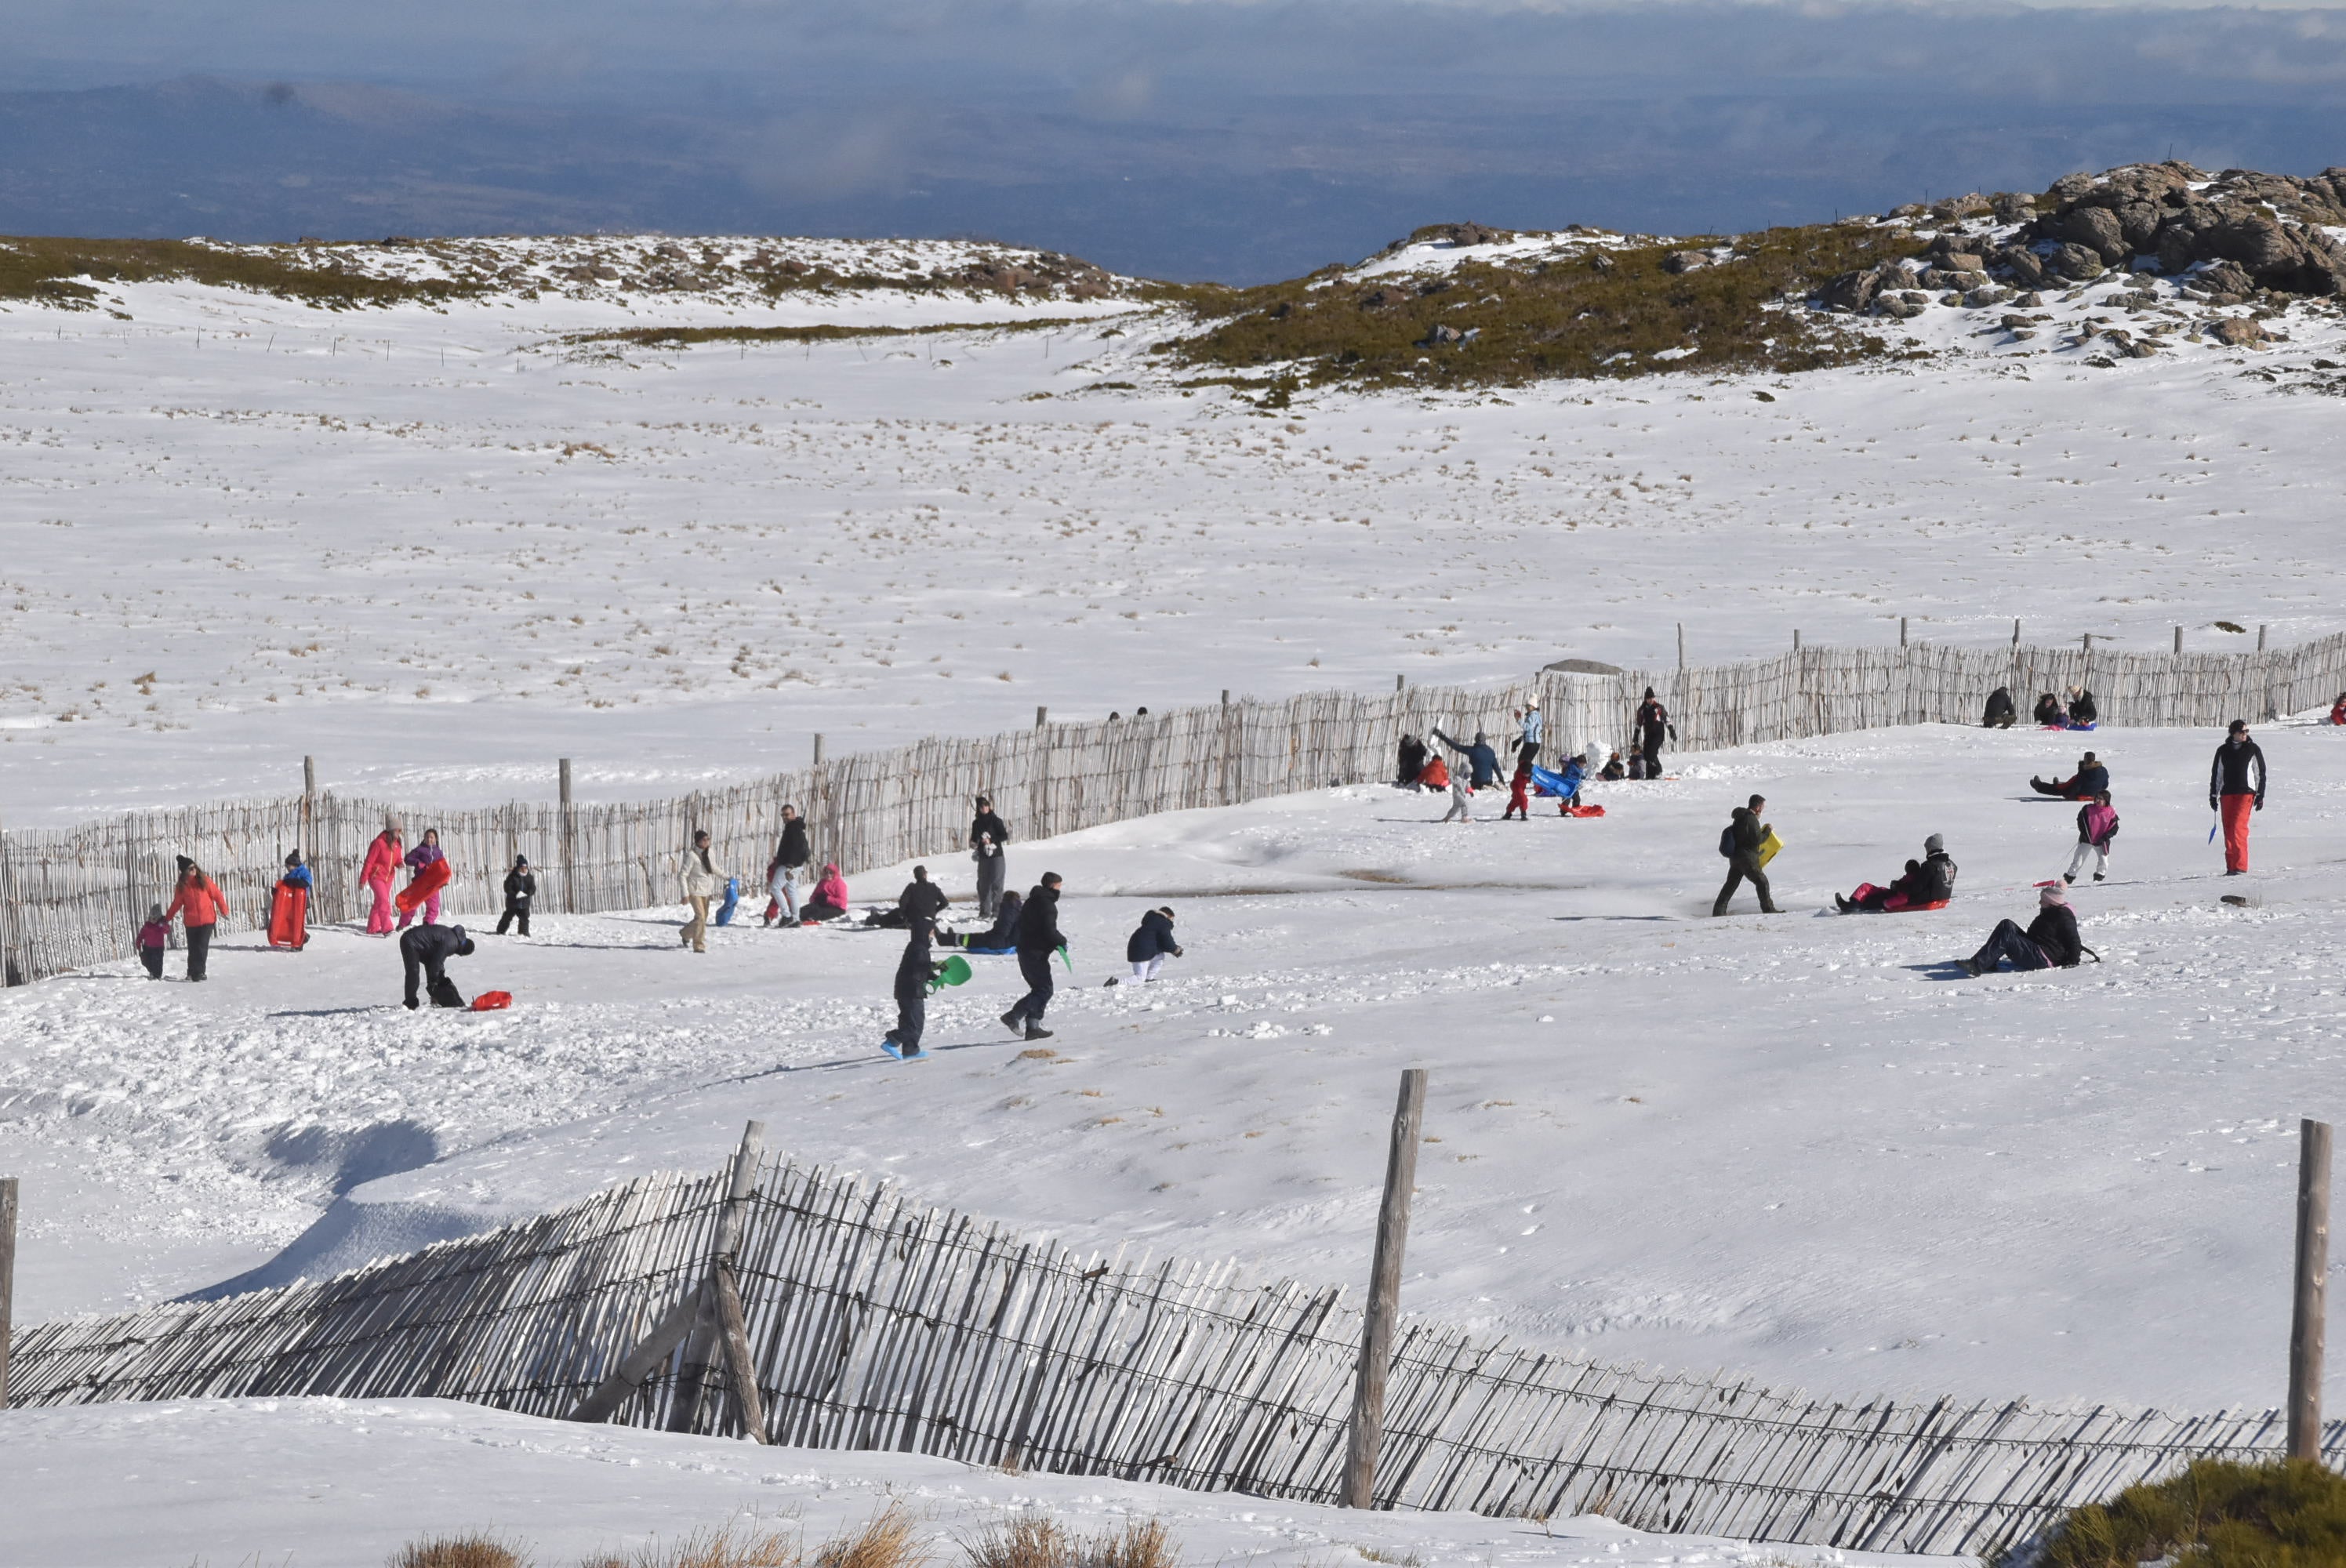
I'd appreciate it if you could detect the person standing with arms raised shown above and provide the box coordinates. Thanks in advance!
[969,794,1011,920]
[2210,720,2268,876]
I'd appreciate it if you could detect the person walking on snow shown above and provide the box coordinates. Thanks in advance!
[1000,872,1065,1041]
[763,805,810,927]
[1442,772,1475,823]
[165,856,227,981]
[361,826,404,935]
[401,921,475,1008]
[1712,796,1780,916]
[1636,688,1676,775]
[1502,758,1532,821]
[137,904,170,979]
[495,855,536,935]
[1123,906,1182,982]
[1963,884,2082,976]
[969,794,1011,919]
[397,829,446,930]
[1431,727,1501,789]
[2065,793,2118,884]
[884,916,942,1060]
[2211,720,2268,875]
[677,829,725,951]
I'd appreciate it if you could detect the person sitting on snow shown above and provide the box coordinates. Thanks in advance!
[401,921,475,1009]
[1836,833,1957,913]
[948,888,1022,953]
[2031,751,2108,800]
[2032,692,2067,727]
[1962,884,2083,976]
[2331,691,2346,727]
[1982,686,2017,728]
[1599,750,1627,781]
[801,864,850,922]
[1396,734,1429,789]
[2068,687,2100,727]
[1416,753,1451,791]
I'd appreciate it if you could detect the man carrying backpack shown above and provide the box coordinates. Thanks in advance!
[1712,795,1780,916]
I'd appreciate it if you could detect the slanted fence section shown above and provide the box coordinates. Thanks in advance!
[5,1156,2330,1557]
[7,634,2345,986]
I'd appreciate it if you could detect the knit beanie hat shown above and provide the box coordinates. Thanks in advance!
[2040,884,2068,907]
[1924,833,1945,855]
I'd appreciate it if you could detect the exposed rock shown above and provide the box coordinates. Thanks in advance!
[1819,267,1883,313]
[1877,295,1925,319]
[2128,339,2159,358]
[2046,172,2099,205]
[1965,285,2011,308]
[1938,251,1986,274]
[1663,250,1712,274]
[1931,192,1992,220]
[1359,286,1413,310]
[2047,243,2107,282]
[2211,315,2268,347]
[1989,191,2036,222]
[2050,205,2128,263]
[1419,322,1467,347]
[2017,291,2045,307]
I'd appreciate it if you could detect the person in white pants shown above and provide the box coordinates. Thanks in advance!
[2065,790,2118,884]
[1125,906,1182,982]
[1443,776,1473,823]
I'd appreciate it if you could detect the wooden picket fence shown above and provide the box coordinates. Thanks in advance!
[5,1153,2327,1556]
[5,634,2344,986]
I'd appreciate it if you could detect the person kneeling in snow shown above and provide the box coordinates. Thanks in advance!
[1837,834,1957,913]
[401,922,475,1009]
[1961,885,2082,977]
[1124,906,1182,982]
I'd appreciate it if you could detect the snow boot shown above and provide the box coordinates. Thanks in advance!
[2062,873,2075,885]
[1023,1025,1055,1042]
[1000,1007,1026,1036]
[1833,894,1854,913]
[1959,959,1981,978]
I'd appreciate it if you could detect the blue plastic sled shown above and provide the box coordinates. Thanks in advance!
[714,876,741,926]
[1530,761,1587,797]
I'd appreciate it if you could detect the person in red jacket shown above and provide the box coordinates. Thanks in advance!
[1502,759,1533,821]
[164,855,227,981]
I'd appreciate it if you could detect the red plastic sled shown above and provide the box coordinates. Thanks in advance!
[1848,884,1950,913]
[267,884,308,949]
[470,990,514,1012]
[395,858,452,914]
[1560,804,1607,818]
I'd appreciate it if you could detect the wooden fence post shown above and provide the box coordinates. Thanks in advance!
[812,733,825,765]
[2260,625,2269,652]
[1677,622,1685,670]
[0,1175,14,1406]
[558,758,575,915]
[666,1121,768,1439]
[2174,626,2184,655]
[1900,617,1908,648]
[1792,629,1800,651]
[0,817,20,989]
[1344,1068,1427,1508]
[1035,706,1048,728]
[2292,1117,2332,1461]
[2012,619,2021,647]
[1395,673,1404,693]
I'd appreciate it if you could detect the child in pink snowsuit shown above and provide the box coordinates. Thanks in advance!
[397,830,446,930]
[361,829,403,935]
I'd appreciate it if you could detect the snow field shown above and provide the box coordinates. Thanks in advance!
[0,1397,1944,1568]
[5,722,2342,1421]
[5,265,2346,822]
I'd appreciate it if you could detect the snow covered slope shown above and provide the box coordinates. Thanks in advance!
[9,721,2342,1420]
[5,234,2346,824]
[0,1397,1945,1568]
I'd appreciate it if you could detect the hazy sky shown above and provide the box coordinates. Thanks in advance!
[7,2,2346,279]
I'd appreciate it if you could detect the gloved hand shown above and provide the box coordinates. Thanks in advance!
[2208,797,2218,812]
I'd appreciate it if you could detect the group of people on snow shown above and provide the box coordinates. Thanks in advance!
[1984,686,2098,730]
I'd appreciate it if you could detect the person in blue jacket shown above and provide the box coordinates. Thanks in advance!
[1431,726,1501,788]
[1122,906,1182,983]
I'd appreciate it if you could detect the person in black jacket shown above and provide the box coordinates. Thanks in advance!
[946,889,1022,952]
[1000,873,1064,1041]
[884,916,942,1060]
[2211,719,2268,874]
[1122,906,1182,982]
[493,855,536,936]
[969,795,1011,918]
[899,865,950,923]
[1982,687,2017,728]
[2031,752,2108,799]
[1636,688,1676,773]
[1712,796,1780,916]
[1836,834,1956,913]
[1963,885,2082,975]
[400,922,475,1009]
[2032,692,2066,727]
[763,805,812,927]
[1396,735,1428,789]
[2068,687,2100,726]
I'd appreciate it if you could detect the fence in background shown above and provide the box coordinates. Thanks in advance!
[5,1152,2324,1557]
[6,634,2344,985]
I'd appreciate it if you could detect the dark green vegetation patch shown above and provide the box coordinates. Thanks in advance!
[1164,222,1924,390]
[0,236,482,310]
[2043,1458,2346,1568]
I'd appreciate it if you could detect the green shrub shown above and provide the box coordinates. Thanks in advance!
[0,236,484,310]
[1162,222,1922,390]
[2042,1457,2346,1568]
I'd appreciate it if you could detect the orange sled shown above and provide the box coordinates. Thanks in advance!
[395,858,452,914]
[267,884,308,949]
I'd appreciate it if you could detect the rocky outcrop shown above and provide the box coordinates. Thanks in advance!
[2023,162,2346,297]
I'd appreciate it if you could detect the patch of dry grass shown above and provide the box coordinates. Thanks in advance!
[961,1515,1174,1568]
[390,1534,528,1568]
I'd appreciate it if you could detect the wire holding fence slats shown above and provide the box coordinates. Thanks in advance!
[7,634,2344,987]
[5,1153,2335,1558]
